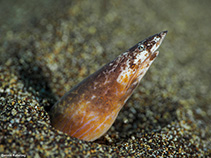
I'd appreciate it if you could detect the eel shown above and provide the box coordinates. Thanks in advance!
[50,31,168,141]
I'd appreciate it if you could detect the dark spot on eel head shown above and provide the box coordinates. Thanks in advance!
[150,52,157,61]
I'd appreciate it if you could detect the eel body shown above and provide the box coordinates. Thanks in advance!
[50,31,167,141]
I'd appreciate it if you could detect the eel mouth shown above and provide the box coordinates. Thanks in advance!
[123,31,168,96]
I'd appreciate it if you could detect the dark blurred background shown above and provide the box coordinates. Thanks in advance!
[0,0,210,156]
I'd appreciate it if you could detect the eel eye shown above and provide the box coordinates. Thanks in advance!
[138,43,145,51]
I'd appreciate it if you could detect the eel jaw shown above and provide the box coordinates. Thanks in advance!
[119,31,168,101]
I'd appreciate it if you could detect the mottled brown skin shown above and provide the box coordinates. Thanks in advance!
[50,62,128,141]
[50,31,167,141]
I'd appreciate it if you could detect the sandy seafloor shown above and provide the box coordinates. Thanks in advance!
[0,0,211,157]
